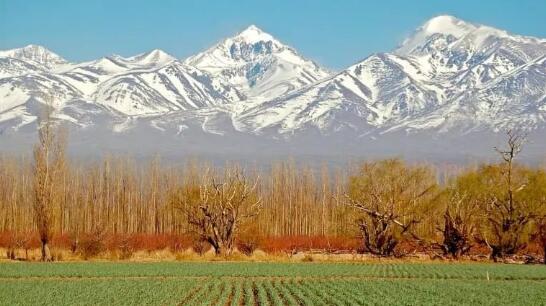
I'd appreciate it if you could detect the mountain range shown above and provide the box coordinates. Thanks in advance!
[1,16,545,162]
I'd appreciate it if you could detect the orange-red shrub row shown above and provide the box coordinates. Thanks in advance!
[0,231,361,253]
[0,231,193,252]
[1,231,542,257]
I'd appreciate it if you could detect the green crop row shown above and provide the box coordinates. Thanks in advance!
[2,277,545,305]
[1,262,546,280]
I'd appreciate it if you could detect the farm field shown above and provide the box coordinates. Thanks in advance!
[0,262,545,305]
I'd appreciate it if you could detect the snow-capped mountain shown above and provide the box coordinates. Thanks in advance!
[0,44,68,70]
[0,25,328,125]
[0,47,238,119]
[0,17,545,161]
[395,15,546,90]
[185,25,330,100]
[236,16,546,135]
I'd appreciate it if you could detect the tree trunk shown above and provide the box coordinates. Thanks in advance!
[7,249,15,260]
[543,244,546,265]
[214,242,230,257]
[41,240,52,261]
[215,246,224,256]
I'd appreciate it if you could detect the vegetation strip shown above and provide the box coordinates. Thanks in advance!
[1,274,545,282]
[2,131,545,264]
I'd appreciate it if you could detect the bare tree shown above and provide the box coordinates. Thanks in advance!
[33,97,66,261]
[436,191,478,258]
[175,168,261,255]
[481,130,534,260]
[494,130,526,216]
[346,159,437,256]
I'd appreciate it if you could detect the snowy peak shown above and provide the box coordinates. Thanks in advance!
[234,25,276,44]
[396,15,546,57]
[71,56,131,75]
[223,25,284,61]
[185,24,284,68]
[391,14,546,94]
[396,15,477,55]
[420,15,476,38]
[0,44,68,69]
[125,49,176,68]
[185,24,330,99]
[61,49,176,80]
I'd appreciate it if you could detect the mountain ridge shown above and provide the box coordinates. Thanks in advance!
[1,16,545,160]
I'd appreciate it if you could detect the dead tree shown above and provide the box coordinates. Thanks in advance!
[33,98,66,261]
[346,159,437,256]
[482,130,533,260]
[176,168,261,255]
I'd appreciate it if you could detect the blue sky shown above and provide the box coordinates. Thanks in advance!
[1,0,545,69]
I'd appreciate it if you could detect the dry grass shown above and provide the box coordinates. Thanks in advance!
[4,247,533,264]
